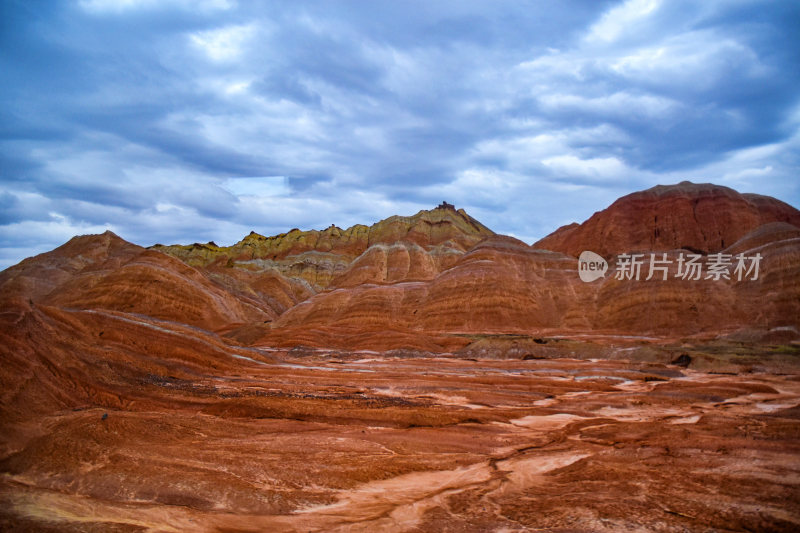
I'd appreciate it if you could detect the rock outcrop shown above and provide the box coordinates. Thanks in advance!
[534,181,800,257]
[153,205,493,291]
[0,231,284,332]
[255,236,591,350]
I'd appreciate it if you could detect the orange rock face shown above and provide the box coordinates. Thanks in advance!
[1,187,800,531]
[534,181,800,258]
[259,236,594,350]
[0,231,284,332]
[261,220,800,348]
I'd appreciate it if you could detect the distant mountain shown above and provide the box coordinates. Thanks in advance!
[534,181,800,258]
[152,203,493,292]
[238,183,800,349]
[2,185,799,359]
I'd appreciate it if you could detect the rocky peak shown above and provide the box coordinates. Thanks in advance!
[534,181,800,257]
[152,205,494,291]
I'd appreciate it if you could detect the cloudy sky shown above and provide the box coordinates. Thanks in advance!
[1,0,799,269]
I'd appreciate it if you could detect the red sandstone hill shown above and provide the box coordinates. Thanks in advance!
[0,237,282,433]
[0,231,296,332]
[253,223,800,350]
[2,183,799,357]
[240,182,800,349]
[152,204,493,292]
[534,181,800,258]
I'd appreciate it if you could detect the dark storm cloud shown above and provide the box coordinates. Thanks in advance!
[1,0,798,268]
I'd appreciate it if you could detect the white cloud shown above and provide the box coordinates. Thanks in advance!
[516,51,587,82]
[190,24,256,62]
[586,0,661,44]
[611,32,765,88]
[424,168,524,207]
[539,92,680,120]
[467,125,636,179]
[223,177,289,197]
[542,154,630,180]
[471,134,563,169]
[224,81,251,95]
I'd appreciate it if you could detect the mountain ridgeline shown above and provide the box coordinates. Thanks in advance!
[152,205,493,292]
[2,183,799,356]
